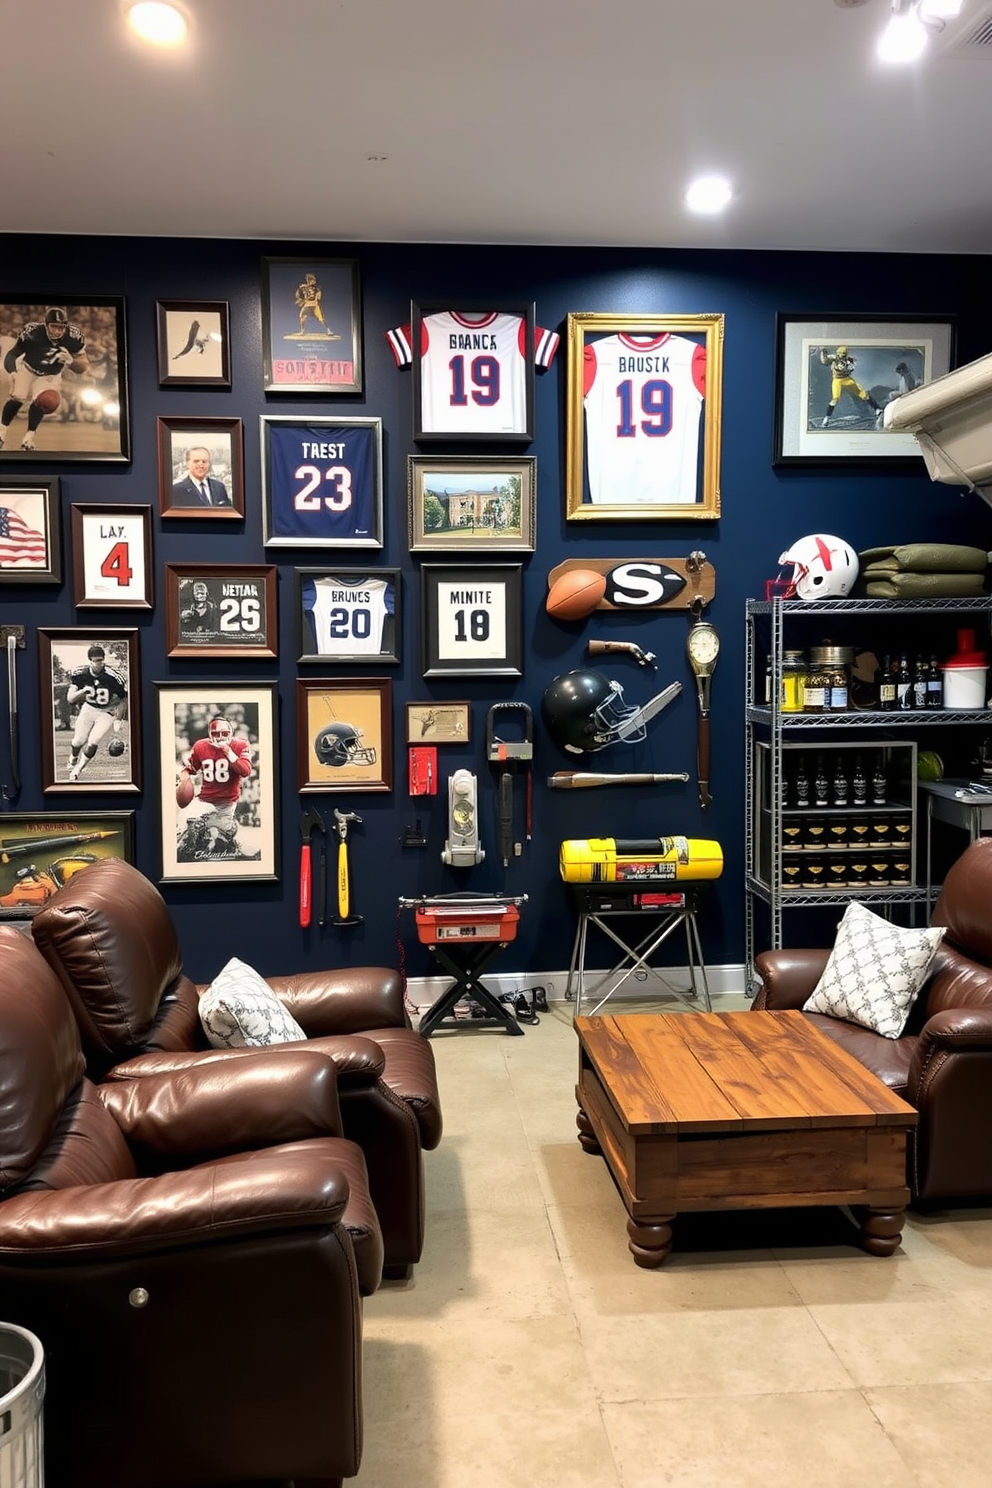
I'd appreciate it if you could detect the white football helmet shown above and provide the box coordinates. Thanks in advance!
[777,534,859,600]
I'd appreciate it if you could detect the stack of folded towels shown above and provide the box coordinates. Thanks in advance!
[857,543,989,598]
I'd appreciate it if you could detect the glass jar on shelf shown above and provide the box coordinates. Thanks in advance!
[806,644,852,712]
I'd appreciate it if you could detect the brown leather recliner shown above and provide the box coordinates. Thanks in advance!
[31,859,443,1278]
[0,925,375,1488]
[753,836,992,1204]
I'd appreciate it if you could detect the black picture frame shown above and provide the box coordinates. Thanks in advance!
[0,810,135,919]
[261,415,383,549]
[296,567,401,664]
[71,504,153,610]
[773,313,956,468]
[0,475,61,584]
[157,416,245,520]
[156,299,232,388]
[261,257,363,396]
[408,302,537,443]
[420,563,523,679]
[39,627,141,795]
[0,294,129,464]
[165,564,278,659]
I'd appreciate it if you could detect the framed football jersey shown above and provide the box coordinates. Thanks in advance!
[261,416,383,549]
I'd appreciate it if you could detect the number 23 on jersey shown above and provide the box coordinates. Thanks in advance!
[262,417,384,549]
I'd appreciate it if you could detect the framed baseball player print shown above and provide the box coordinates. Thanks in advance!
[261,257,363,396]
[156,299,232,389]
[0,475,61,584]
[407,455,537,553]
[164,564,278,659]
[158,417,245,521]
[71,505,153,609]
[261,415,383,550]
[0,295,130,464]
[296,678,392,795]
[565,311,724,522]
[39,628,141,795]
[773,313,955,468]
[296,568,401,665]
[420,564,523,679]
[156,680,279,885]
[0,811,135,920]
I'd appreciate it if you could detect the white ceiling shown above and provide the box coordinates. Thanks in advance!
[6,0,992,254]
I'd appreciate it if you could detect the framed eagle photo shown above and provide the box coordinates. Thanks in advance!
[261,415,383,550]
[155,299,232,389]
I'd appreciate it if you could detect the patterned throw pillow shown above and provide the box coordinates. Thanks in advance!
[803,900,945,1039]
[199,957,306,1048]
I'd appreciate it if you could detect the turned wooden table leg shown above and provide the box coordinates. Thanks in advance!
[855,1205,906,1257]
[576,1108,600,1153]
[626,1216,674,1267]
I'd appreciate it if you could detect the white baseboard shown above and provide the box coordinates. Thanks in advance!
[404,963,749,1012]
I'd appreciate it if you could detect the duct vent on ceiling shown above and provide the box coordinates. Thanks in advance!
[935,4,992,57]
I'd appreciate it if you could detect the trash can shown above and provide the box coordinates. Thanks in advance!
[0,1325,44,1488]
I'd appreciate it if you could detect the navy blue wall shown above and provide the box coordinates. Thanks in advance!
[2,234,992,981]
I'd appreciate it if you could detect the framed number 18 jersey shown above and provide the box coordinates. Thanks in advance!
[261,416,384,549]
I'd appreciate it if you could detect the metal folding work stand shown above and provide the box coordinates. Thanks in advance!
[399,894,528,1038]
[565,883,712,1017]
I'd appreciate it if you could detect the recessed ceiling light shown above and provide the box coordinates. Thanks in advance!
[877,9,929,62]
[684,175,734,215]
[126,3,189,47]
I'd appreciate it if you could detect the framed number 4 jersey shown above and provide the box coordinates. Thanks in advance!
[70,505,153,609]
[261,416,384,550]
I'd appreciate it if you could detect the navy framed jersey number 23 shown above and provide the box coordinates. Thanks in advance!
[261,416,384,549]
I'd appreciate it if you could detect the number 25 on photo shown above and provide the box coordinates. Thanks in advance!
[261,415,384,550]
[71,505,153,609]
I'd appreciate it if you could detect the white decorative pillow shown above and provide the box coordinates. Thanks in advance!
[803,900,945,1039]
[199,958,306,1048]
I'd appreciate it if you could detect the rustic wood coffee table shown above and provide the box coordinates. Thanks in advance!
[575,1010,918,1267]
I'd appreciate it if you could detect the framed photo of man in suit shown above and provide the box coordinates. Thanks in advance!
[157,417,244,521]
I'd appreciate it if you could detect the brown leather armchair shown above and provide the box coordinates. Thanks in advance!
[0,926,377,1488]
[753,837,992,1204]
[31,858,442,1278]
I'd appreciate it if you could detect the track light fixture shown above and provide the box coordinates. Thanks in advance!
[877,0,964,63]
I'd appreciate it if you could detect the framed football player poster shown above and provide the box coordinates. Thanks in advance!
[0,810,135,920]
[420,564,523,679]
[260,257,363,396]
[39,628,141,795]
[773,313,956,467]
[296,568,401,665]
[164,564,278,659]
[407,455,537,553]
[0,475,61,584]
[261,415,383,549]
[296,678,392,794]
[157,416,245,520]
[155,681,278,884]
[0,295,130,464]
[564,311,724,522]
[71,505,153,609]
[156,299,232,389]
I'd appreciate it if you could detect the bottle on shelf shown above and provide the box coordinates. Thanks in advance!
[897,654,912,710]
[871,754,887,806]
[878,653,896,711]
[832,755,849,808]
[794,754,811,809]
[851,754,867,807]
[913,655,929,709]
[814,754,829,808]
[927,655,943,709]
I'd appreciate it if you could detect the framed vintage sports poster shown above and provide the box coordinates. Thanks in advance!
[405,701,471,745]
[261,257,363,396]
[0,295,130,464]
[565,311,724,522]
[71,504,153,609]
[297,568,400,665]
[0,810,135,919]
[296,678,392,794]
[261,415,383,550]
[156,680,278,884]
[0,475,61,584]
[39,628,140,795]
[156,299,231,388]
[407,455,536,553]
[165,564,278,659]
[773,313,956,467]
[420,564,523,679]
[158,416,245,520]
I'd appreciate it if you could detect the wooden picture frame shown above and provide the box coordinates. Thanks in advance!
[39,628,141,794]
[71,504,153,609]
[405,701,471,745]
[261,415,383,549]
[773,313,956,467]
[0,810,135,919]
[261,257,363,395]
[407,454,536,552]
[156,299,231,388]
[296,567,400,664]
[0,475,61,584]
[296,678,392,794]
[420,563,523,679]
[156,680,278,884]
[157,416,245,520]
[0,295,129,463]
[404,302,537,443]
[164,564,278,659]
[565,311,724,521]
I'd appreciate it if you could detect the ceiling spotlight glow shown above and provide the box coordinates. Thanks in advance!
[684,175,733,215]
[126,3,188,47]
[918,0,963,18]
[877,2,930,63]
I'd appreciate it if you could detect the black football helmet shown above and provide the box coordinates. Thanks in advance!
[314,722,376,768]
[541,669,644,754]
